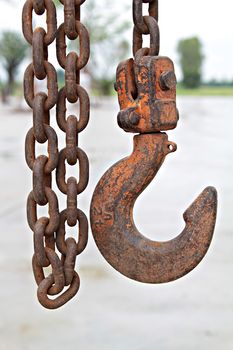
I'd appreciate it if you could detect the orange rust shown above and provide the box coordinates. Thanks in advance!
[90,134,217,283]
[116,55,178,133]
[90,0,218,286]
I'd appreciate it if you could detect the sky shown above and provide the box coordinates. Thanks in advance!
[0,0,232,82]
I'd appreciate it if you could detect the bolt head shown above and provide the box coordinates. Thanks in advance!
[129,112,140,126]
[159,71,177,91]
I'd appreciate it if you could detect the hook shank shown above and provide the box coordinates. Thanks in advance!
[90,133,217,283]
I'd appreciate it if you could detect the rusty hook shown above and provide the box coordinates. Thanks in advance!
[90,46,217,283]
[90,133,217,283]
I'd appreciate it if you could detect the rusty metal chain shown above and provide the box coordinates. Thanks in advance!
[23,0,90,309]
[133,0,159,57]
[55,0,90,307]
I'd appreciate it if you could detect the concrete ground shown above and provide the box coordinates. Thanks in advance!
[0,96,232,349]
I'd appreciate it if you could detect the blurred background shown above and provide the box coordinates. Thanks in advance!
[0,0,232,349]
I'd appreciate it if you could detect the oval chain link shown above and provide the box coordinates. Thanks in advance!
[23,0,90,309]
[132,0,160,57]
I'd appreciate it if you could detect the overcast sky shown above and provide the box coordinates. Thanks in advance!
[0,0,232,81]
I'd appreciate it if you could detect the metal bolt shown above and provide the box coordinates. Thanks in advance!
[159,71,177,91]
[129,112,140,126]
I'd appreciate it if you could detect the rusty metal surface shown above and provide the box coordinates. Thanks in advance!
[133,0,159,56]
[22,0,218,304]
[90,0,218,283]
[90,133,217,283]
[23,0,90,309]
[116,54,178,133]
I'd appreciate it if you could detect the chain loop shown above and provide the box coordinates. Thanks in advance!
[32,93,50,143]
[56,147,89,194]
[133,16,160,57]
[24,62,58,110]
[33,217,51,267]
[56,21,90,70]
[22,0,57,45]
[37,271,80,309]
[66,116,79,166]
[66,177,78,226]
[65,52,80,102]
[64,0,78,39]
[32,156,51,205]
[32,28,48,80]
[27,188,59,235]
[132,0,159,57]
[25,125,58,172]
[62,237,77,285]
[32,249,65,295]
[133,0,157,34]
[57,86,90,132]
[56,208,88,255]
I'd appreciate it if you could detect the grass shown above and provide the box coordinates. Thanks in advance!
[177,86,233,96]
[2,82,233,99]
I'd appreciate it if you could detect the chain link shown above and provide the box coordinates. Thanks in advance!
[23,0,90,309]
[132,0,159,57]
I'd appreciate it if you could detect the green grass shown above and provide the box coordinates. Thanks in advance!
[177,86,233,96]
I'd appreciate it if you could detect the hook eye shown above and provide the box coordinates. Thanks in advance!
[166,141,177,154]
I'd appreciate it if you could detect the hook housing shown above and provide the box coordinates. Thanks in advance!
[116,54,179,133]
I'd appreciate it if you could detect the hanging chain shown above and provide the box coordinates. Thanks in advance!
[23,0,90,309]
[55,0,90,301]
[132,0,159,57]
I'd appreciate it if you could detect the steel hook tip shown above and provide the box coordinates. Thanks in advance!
[90,133,217,283]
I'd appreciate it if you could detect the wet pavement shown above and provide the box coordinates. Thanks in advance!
[0,96,232,349]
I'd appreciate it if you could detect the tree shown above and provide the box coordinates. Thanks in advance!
[177,37,204,88]
[0,31,28,95]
